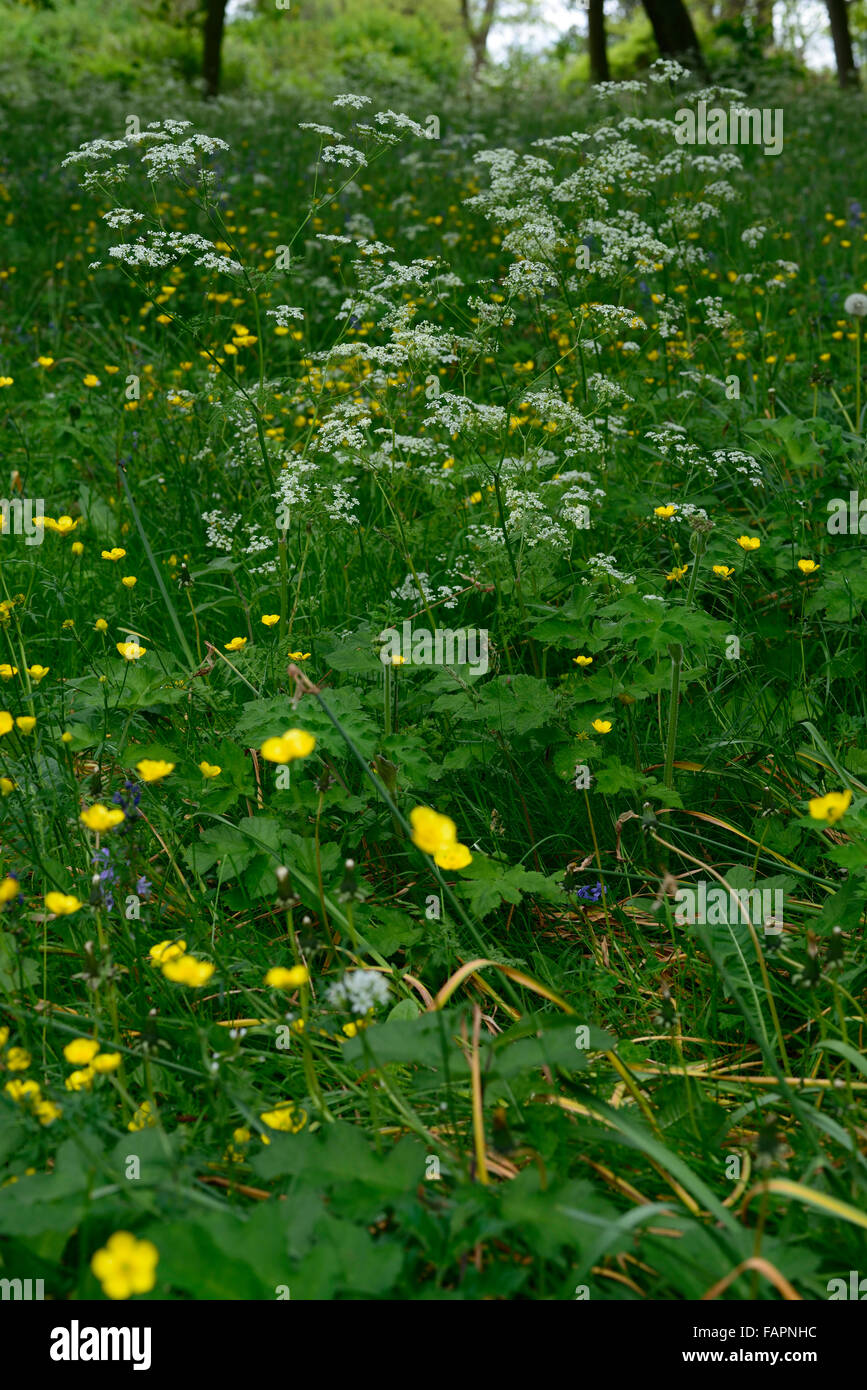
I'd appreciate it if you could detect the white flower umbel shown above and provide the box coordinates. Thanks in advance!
[326,969,391,1014]
[266,305,305,327]
[320,144,367,168]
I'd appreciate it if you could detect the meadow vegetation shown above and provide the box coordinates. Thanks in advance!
[1,27,867,1300]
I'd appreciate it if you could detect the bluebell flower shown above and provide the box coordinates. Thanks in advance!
[576,880,603,902]
[112,780,142,813]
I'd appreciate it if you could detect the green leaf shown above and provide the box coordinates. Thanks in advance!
[811,876,866,932]
[185,825,258,879]
[143,1217,270,1299]
[339,1011,467,1071]
[433,675,558,738]
[252,1121,424,1191]
[455,854,566,919]
[387,997,421,1021]
[487,1019,617,1079]
[0,931,38,991]
[360,907,424,957]
[234,688,379,762]
[0,1141,92,1238]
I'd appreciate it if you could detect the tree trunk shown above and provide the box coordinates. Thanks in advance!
[203,0,228,99]
[642,0,706,73]
[825,0,859,88]
[460,0,498,77]
[754,0,774,31]
[588,0,610,84]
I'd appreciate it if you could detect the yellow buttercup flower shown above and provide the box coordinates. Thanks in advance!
[66,1067,95,1091]
[5,1080,40,1103]
[713,565,735,579]
[797,559,819,575]
[573,655,593,667]
[15,717,35,734]
[6,1047,30,1071]
[736,535,760,551]
[434,842,473,870]
[199,761,221,778]
[0,876,18,904]
[0,712,12,735]
[592,719,612,734]
[4,1078,40,1100]
[259,1101,307,1135]
[654,505,677,518]
[665,564,688,582]
[121,575,137,589]
[101,548,126,562]
[409,805,473,869]
[148,939,186,965]
[264,965,309,989]
[225,1126,252,1162]
[224,636,247,651]
[288,651,311,661]
[82,374,100,388]
[95,619,108,633]
[128,1101,156,1132]
[0,665,17,680]
[91,1232,158,1301]
[0,778,15,795]
[808,789,852,825]
[117,641,146,660]
[27,665,49,682]
[80,804,126,832]
[44,892,83,916]
[161,954,214,986]
[260,729,315,763]
[410,805,458,856]
[63,1038,100,1066]
[40,515,79,536]
[136,759,174,782]
[261,614,279,627]
[92,1052,121,1073]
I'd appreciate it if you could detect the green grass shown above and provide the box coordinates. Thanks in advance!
[1,61,867,1302]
